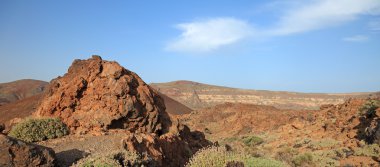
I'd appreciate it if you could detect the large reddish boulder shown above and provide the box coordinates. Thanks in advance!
[121,123,211,167]
[0,134,56,167]
[35,56,170,134]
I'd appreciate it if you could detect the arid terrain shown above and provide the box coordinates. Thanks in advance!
[1,56,379,167]
[151,81,374,110]
[181,99,380,166]
[0,79,47,106]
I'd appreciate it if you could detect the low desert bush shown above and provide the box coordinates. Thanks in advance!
[275,147,299,165]
[292,153,314,167]
[242,135,264,147]
[359,99,380,118]
[74,151,149,167]
[186,146,284,167]
[354,144,380,157]
[307,138,340,150]
[311,150,342,167]
[8,117,68,142]
[293,138,311,148]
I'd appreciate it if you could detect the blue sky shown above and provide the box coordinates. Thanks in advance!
[0,0,379,93]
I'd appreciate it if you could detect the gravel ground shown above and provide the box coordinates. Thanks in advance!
[38,131,127,167]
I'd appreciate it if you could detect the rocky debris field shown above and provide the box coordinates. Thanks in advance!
[182,98,380,166]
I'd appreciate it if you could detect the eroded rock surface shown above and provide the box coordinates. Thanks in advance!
[35,56,170,134]
[121,119,211,167]
[0,134,56,167]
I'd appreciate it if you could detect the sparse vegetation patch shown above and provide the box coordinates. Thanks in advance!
[73,151,149,167]
[307,138,340,150]
[186,146,284,167]
[291,153,314,167]
[242,135,264,147]
[8,117,68,142]
[354,144,380,157]
[359,99,380,118]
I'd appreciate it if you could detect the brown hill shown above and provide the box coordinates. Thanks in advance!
[157,92,192,115]
[151,80,374,110]
[0,79,47,106]
[0,94,42,127]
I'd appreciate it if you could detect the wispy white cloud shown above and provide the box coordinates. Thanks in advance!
[165,18,254,53]
[166,0,380,53]
[270,0,380,35]
[343,35,369,42]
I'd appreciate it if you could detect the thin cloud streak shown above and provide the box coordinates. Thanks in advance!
[269,0,380,36]
[343,35,369,42]
[166,0,380,53]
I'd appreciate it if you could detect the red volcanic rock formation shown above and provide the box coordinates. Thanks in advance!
[121,119,211,166]
[35,56,170,134]
[0,134,56,167]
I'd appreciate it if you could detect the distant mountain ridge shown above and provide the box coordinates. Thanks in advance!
[0,79,48,106]
[150,80,377,110]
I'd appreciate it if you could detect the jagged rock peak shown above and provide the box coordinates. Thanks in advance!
[35,56,170,135]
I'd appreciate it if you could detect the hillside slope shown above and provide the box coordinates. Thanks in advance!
[0,94,42,127]
[0,79,47,106]
[151,80,374,110]
[157,92,192,115]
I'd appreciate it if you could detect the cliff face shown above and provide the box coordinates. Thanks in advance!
[151,80,373,110]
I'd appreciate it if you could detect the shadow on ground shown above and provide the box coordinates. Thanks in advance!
[56,149,89,167]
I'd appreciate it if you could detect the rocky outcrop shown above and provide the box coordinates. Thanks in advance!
[35,56,171,134]
[0,134,56,167]
[121,119,211,166]
[31,56,212,166]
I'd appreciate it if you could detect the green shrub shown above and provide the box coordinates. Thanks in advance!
[74,151,148,167]
[359,100,380,118]
[307,138,340,150]
[8,118,69,142]
[242,136,264,147]
[354,144,380,157]
[292,153,314,167]
[186,146,284,167]
[293,138,311,148]
[311,150,341,167]
[275,147,299,165]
